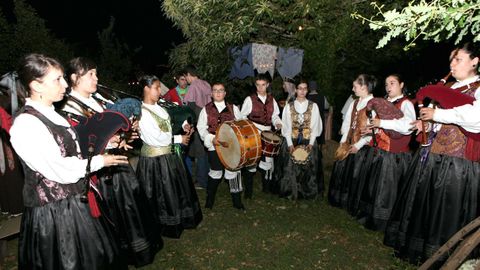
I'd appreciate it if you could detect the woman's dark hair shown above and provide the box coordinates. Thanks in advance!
[355,74,377,93]
[139,75,160,88]
[456,42,480,60]
[294,77,309,88]
[66,57,97,86]
[17,53,63,95]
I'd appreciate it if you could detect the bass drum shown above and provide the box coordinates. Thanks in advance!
[215,120,261,171]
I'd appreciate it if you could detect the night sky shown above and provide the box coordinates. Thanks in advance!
[1,0,457,89]
[23,0,185,73]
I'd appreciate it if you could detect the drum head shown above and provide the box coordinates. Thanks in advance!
[216,123,241,170]
[292,146,309,164]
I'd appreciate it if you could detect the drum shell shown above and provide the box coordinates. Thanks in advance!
[214,120,262,171]
[261,131,282,157]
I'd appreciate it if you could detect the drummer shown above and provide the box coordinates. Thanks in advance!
[278,78,322,199]
[197,83,245,210]
[240,73,283,198]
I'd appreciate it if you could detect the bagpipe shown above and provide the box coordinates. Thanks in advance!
[415,72,480,142]
[62,90,135,204]
[366,97,405,140]
[98,84,196,135]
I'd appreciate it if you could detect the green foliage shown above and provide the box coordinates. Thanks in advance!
[352,0,480,50]
[162,0,407,109]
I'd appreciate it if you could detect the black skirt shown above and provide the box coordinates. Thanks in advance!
[384,152,480,264]
[355,146,412,231]
[276,141,323,200]
[18,195,126,270]
[136,153,203,239]
[328,147,368,209]
[97,164,162,267]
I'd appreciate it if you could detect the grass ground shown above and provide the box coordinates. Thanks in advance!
[1,141,417,269]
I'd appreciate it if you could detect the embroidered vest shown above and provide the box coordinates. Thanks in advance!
[19,106,84,208]
[248,94,274,126]
[346,100,368,145]
[205,102,235,134]
[290,101,313,141]
[142,105,172,133]
[430,87,477,160]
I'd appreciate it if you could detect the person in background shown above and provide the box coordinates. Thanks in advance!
[11,53,128,269]
[240,73,283,198]
[306,80,327,197]
[0,105,24,216]
[162,70,193,177]
[163,71,188,105]
[197,83,245,210]
[183,65,212,189]
[137,74,202,239]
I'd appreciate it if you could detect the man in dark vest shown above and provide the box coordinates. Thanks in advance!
[240,73,282,198]
[197,83,245,210]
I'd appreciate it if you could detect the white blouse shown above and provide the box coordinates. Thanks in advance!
[340,95,373,150]
[197,101,242,151]
[10,99,104,184]
[138,103,182,147]
[281,99,322,147]
[240,94,282,131]
[433,75,480,132]
[62,90,112,115]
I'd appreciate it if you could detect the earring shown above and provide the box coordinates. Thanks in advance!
[40,94,43,100]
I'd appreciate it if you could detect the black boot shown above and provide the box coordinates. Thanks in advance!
[243,171,254,199]
[205,177,221,209]
[231,192,245,210]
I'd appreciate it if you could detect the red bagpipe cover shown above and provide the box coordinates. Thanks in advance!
[71,111,130,217]
[416,84,480,161]
[416,84,480,141]
[366,97,404,138]
[72,110,130,158]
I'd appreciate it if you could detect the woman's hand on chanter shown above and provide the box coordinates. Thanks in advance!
[103,154,129,167]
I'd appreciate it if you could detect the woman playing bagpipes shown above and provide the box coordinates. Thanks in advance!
[276,77,323,200]
[328,74,375,209]
[61,57,161,267]
[11,54,129,269]
[384,43,480,264]
[352,74,416,231]
[136,75,202,239]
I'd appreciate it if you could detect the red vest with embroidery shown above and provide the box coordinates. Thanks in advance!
[248,94,274,126]
[206,102,235,134]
